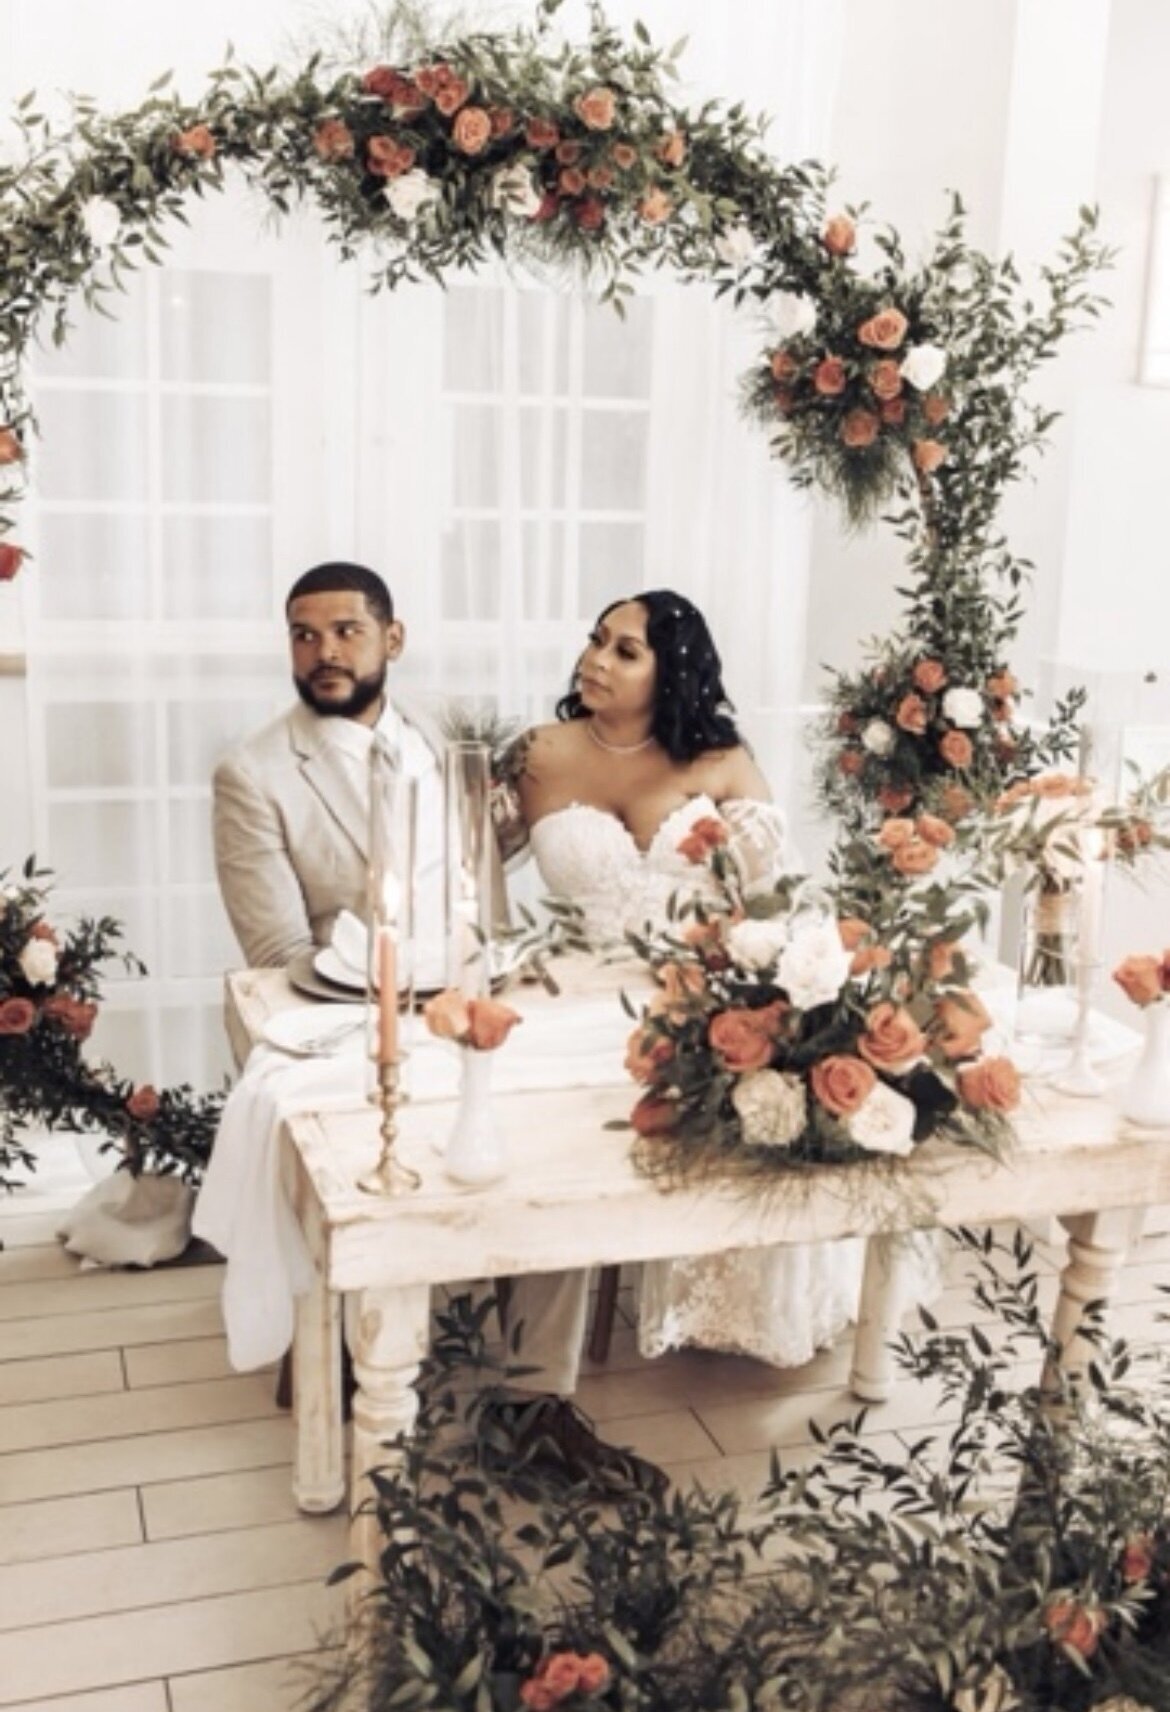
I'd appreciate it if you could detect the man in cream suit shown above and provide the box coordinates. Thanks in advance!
[213,561,664,1497]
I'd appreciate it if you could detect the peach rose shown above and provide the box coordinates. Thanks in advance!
[630,1094,677,1137]
[0,997,37,1035]
[575,1654,611,1694]
[172,123,215,159]
[466,996,522,1050]
[559,167,587,196]
[939,783,975,822]
[938,729,973,769]
[858,307,909,351]
[837,917,872,951]
[986,670,1018,698]
[367,136,416,179]
[41,993,98,1040]
[927,941,958,982]
[0,543,24,582]
[933,991,992,1059]
[868,359,903,401]
[912,438,948,474]
[858,1003,926,1073]
[625,1026,673,1084]
[655,129,687,168]
[1116,817,1154,856]
[1113,954,1163,1008]
[708,1007,779,1073]
[810,1055,876,1117]
[526,116,560,149]
[922,392,950,426]
[555,140,582,165]
[891,838,939,877]
[879,397,906,426]
[313,119,355,161]
[838,749,864,777]
[915,813,954,849]
[573,195,605,230]
[489,106,514,136]
[610,141,638,170]
[638,186,673,225]
[1121,1533,1155,1582]
[433,75,470,117]
[895,693,928,735]
[841,409,879,449]
[423,987,472,1041]
[452,106,492,155]
[1043,1598,1105,1660]
[813,356,846,396]
[677,816,728,864]
[957,1056,1021,1113]
[822,213,856,255]
[362,67,427,112]
[574,86,617,130]
[877,818,916,851]
[413,64,442,97]
[877,784,914,814]
[771,349,800,384]
[587,164,614,191]
[0,428,23,464]
[520,1652,584,1710]
[126,1084,161,1123]
[912,658,947,693]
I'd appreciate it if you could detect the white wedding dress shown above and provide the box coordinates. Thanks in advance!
[529,792,870,1368]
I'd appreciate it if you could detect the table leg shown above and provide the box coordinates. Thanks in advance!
[292,1275,345,1514]
[849,1233,915,1403]
[1042,1207,1145,1394]
[345,1283,431,1622]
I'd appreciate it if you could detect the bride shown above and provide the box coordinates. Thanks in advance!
[507,588,866,1368]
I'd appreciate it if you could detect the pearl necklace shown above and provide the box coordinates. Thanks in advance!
[586,721,654,756]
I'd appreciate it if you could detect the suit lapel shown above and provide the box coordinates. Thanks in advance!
[288,704,369,860]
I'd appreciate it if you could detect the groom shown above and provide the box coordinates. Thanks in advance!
[212,561,664,1497]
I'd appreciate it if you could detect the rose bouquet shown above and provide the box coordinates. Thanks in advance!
[618,816,1019,1185]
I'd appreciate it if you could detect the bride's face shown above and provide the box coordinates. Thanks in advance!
[578,601,657,718]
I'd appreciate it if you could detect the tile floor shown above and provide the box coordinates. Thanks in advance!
[2,1134,1168,1710]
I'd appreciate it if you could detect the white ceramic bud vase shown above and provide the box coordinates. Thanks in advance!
[444,1047,507,1184]
[1121,1002,1170,1129]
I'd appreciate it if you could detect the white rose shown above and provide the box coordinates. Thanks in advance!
[384,169,442,223]
[847,1081,916,1157]
[488,161,543,219]
[861,718,896,757]
[899,342,947,391]
[777,923,851,1011]
[19,937,58,987]
[79,196,121,248]
[769,290,817,341]
[726,916,789,972]
[732,1068,807,1148]
[952,1666,1022,1712]
[941,686,984,729]
[714,223,756,269]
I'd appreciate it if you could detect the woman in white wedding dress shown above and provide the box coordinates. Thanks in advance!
[508,589,866,1369]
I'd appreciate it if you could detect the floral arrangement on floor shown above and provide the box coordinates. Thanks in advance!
[303,1235,1170,1712]
[0,863,223,1191]
[616,815,1019,1188]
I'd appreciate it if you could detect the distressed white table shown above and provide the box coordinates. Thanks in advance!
[226,969,1167,1595]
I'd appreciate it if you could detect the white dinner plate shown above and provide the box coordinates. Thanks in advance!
[261,1003,366,1056]
[313,946,367,992]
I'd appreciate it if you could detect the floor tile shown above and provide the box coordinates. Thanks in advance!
[0,1373,279,1455]
[3,1298,226,1362]
[0,1265,220,1324]
[124,1336,238,1389]
[0,1416,294,1504]
[2,1685,167,1712]
[0,1489,143,1567]
[143,1464,303,1542]
[169,1651,344,1712]
[0,1350,124,1408]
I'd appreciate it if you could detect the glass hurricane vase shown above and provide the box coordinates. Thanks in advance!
[1015,882,1080,1049]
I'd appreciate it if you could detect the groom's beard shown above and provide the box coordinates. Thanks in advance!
[294,663,387,720]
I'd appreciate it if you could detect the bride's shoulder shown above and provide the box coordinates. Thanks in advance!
[500,720,578,791]
[693,741,771,804]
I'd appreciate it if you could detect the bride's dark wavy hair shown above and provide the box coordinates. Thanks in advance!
[556,589,742,764]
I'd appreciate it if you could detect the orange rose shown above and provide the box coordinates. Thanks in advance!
[912,438,948,474]
[879,397,907,426]
[813,356,847,396]
[573,195,606,231]
[41,993,98,1040]
[0,997,37,1035]
[1043,1598,1105,1660]
[587,164,614,190]
[172,123,215,159]
[433,75,470,117]
[423,987,472,1041]
[771,349,800,384]
[625,1026,673,1084]
[927,941,958,982]
[858,307,909,350]
[466,996,522,1050]
[677,816,728,863]
[986,670,1018,698]
[939,730,973,769]
[915,813,954,848]
[559,166,587,196]
[520,1652,584,1710]
[912,658,947,693]
[452,106,492,155]
[877,817,916,851]
[841,409,879,448]
[809,1055,876,1117]
[822,213,856,255]
[957,1056,1021,1113]
[362,67,427,112]
[126,1084,161,1123]
[655,129,687,167]
[526,116,559,149]
[839,750,863,777]
[858,1003,926,1073]
[367,136,416,179]
[877,784,914,814]
[0,543,24,582]
[939,783,975,822]
[891,837,939,877]
[630,1094,677,1138]
[868,359,903,401]
[1121,1533,1155,1582]
[575,1654,610,1695]
[313,119,355,161]
[1113,954,1163,1008]
[610,140,638,170]
[0,428,23,464]
[413,64,442,97]
[933,991,992,1059]
[708,1007,778,1073]
[574,86,617,130]
[895,693,928,735]
[638,186,673,225]
[922,392,950,426]
[555,140,583,165]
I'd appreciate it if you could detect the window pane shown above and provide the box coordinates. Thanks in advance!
[45,702,157,791]
[517,292,570,395]
[37,512,151,621]
[159,1002,235,1086]
[47,801,157,889]
[160,396,271,504]
[53,888,159,977]
[35,391,151,503]
[441,520,501,620]
[582,296,653,398]
[450,404,503,506]
[168,799,217,885]
[522,521,568,620]
[443,286,505,393]
[160,514,273,621]
[33,276,150,382]
[579,521,644,617]
[520,406,568,508]
[164,894,240,979]
[160,271,271,385]
[167,695,272,787]
[580,410,648,510]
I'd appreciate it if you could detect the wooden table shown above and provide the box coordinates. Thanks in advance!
[226,969,1169,1593]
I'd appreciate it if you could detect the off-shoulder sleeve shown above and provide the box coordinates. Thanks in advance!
[718,798,792,893]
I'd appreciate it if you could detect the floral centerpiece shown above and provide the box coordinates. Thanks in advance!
[424,985,524,1184]
[617,814,1020,1185]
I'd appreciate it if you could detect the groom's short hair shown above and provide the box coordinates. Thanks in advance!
[285,562,394,626]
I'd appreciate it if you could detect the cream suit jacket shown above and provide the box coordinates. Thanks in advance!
[212,698,444,969]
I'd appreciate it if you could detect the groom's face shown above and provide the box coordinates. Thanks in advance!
[288,590,404,725]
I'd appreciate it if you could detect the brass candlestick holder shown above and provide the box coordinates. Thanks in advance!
[358,1059,421,1196]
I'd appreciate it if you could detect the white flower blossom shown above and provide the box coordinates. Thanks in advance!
[19,937,58,988]
[732,1068,806,1147]
[769,290,817,341]
[861,718,896,757]
[941,686,984,729]
[713,223,756,269]
[777,923,851,1010]
[384,169,442,223]
[488,161,543,219]
[79,196,121,248]
[725,916,789,972]
[847,1080,916,1157]
[899,342,947,391]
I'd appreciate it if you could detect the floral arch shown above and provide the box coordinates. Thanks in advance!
[0,1,1114,1183]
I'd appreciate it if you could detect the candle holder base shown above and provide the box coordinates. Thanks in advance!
[1050,1054,1107,1099]
[358,1061,421,1197]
